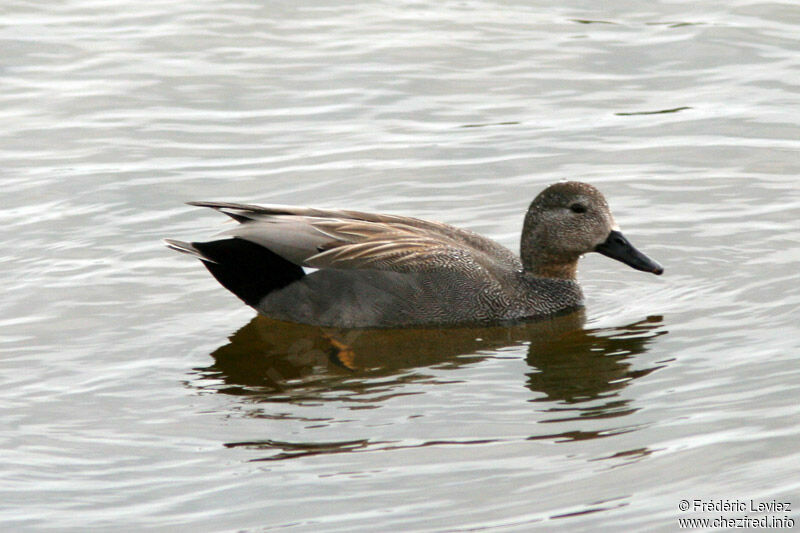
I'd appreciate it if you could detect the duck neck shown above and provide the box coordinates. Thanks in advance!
[521,236,579,280]
[523,258,578,280]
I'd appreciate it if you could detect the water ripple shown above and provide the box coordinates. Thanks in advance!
[2,0,800,531]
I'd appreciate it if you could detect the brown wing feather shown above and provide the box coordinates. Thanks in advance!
[190,201,521,273]
[305,219,462,272]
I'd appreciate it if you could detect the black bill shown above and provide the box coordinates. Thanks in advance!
[594,230,663,275]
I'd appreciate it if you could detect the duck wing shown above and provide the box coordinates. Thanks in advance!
[188,201,521,274]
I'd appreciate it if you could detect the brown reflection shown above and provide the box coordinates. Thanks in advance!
[526,315,667,422]
[194,313,668,458]
[193,311,587,404]
[224,437,498,462]
[193,312,666,411]
[224,438,373,461]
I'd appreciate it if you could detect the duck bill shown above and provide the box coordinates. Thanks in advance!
[594,230,663,275]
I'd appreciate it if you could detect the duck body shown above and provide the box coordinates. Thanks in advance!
[259,265,583,328]
[167,182,661,328]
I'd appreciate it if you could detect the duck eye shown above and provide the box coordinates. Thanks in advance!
[569,203,587,214]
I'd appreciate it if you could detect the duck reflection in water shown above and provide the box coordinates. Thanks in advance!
[193,312,667,425]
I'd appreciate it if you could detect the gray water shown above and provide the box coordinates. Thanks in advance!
[2,1,800,531]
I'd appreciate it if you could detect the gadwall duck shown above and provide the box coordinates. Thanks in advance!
[166,181,662,327]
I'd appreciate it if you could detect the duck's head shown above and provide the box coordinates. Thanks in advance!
[521,181,663,279]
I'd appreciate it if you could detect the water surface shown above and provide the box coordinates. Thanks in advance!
[2,1,799,531]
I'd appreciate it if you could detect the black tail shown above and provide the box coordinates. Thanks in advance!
[190,238,304,307]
